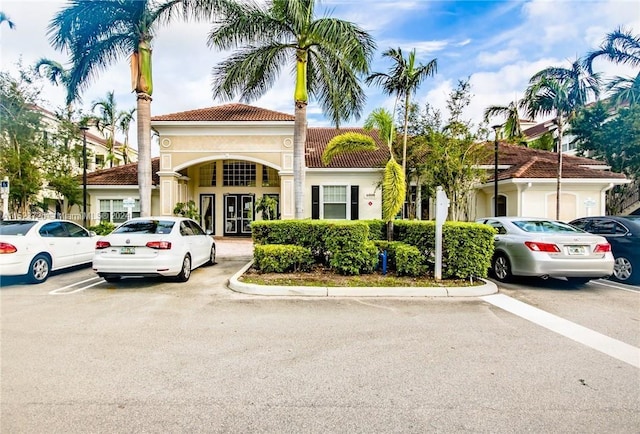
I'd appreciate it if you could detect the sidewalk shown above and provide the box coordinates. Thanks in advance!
[215,238,498,297]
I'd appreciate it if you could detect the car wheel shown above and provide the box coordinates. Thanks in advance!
[207,245,216,266]
[176,254,192,282]
[492,253,512,282]
[566,277,591,285]
[612,256,636,283]
[104,276,121,283]
[28,254,51,284]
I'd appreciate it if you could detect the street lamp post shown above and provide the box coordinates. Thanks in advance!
[80,126,89,228]
[492,124,501,217]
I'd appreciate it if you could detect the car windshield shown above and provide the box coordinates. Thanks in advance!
[0,221,37,235]
[113,220,175,234]
[513,220,584,233]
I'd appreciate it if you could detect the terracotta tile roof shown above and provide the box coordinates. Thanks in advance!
[305,127,390,169]
[151,103,295,122]
[484,142,624,181]
[85,158,160,186]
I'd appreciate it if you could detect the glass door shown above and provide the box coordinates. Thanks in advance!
[224,194,254,236]
[240,195,254,235]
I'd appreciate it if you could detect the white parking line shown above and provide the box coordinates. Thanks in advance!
[481,293,640,369]
[49,277,103,295]
[591,279,640,293]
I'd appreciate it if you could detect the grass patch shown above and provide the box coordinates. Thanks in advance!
[239,264,482,288]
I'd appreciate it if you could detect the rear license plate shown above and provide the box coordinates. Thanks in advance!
[567,245,586,255]
[120,246,135,254]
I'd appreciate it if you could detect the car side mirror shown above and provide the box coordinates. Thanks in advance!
[89,231,97,237]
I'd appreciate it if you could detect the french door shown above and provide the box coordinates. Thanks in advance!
[224,194,254,236]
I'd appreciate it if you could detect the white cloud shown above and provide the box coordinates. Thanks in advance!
[476,48,521,67]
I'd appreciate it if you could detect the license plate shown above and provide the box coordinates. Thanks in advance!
[567,245,586,255]
[120,246,135,254]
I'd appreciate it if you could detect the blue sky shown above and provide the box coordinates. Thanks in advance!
[1,0,638,152]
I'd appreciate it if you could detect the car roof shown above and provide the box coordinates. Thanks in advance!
[571,215,640,227]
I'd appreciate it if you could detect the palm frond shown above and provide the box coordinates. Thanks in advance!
[382,157,405,222]
[321,132,377,166]
[211,44,290,102]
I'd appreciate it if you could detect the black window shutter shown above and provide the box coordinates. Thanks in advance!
[350,185,359,220]
[311,186,320,219]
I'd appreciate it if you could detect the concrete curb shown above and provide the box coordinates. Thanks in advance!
[228,261,498,297]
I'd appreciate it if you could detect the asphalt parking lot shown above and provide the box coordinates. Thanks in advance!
[1,239,639,433]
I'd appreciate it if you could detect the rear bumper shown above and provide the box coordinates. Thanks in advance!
[0,256,31,277]
[512,253,614,278]
[92,254,182,277]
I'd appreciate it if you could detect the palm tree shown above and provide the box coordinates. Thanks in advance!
[208,0,375,219]
[47,0,224,217]
[321,108,405,240]
[91,91,120,168]
[118,108,136,164]
[524,60,600,219]
[0,12,15,29]
[584,27,640,73]
[366,48,437,176]
[607,73,640,106]
[483,99,527,143]
[34,58,76,117]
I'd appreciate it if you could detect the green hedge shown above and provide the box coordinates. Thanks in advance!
[251,219,494,279]
[393,220,494,279]
[253,244,314,273]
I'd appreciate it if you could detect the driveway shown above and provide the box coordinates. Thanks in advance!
[1,238,638,433]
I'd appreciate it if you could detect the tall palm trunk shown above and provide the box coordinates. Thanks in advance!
[556,114,564,220]
[293,101,307,219]
[137,93,152,217]
[293,49,308,219]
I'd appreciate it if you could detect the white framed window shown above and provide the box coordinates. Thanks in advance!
[99,199,140,223]
[322,185,347,219]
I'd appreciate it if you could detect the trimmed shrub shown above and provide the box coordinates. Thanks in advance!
[253,244,314,273]
[394,243,428,277]
[330,240,379,275]
[89,221,115,235]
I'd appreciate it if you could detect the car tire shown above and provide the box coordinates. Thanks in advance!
[612,256,637,284]
[28,254,51,284]
[176,254,192,282]
[207,245,216,266]
[104,276,121,283]
[492,253,512,282]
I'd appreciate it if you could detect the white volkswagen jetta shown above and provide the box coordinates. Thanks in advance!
[0,219,98,283]
[93,217,216,282]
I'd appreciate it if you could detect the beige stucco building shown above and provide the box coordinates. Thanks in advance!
[82,103,629,235]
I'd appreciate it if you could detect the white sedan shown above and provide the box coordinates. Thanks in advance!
[92,217,216,282]
[0,219,98,283]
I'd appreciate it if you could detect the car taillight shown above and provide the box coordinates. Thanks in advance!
[146,241,172,250]
[0,242,17,254]
[95,241,111,249]
[524,241,561,253]
[594,243,611,253]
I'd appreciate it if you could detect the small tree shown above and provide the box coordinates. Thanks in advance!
[173,200,200,220]
[256,195,278,220]
[0,67,46,217]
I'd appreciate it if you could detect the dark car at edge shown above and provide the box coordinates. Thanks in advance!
[569,216,640,285]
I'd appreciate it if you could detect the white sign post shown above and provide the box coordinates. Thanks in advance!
[0,177,9,220]
[434,186,450,281]
[123,197,136,220]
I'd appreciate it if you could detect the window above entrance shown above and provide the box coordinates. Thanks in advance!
[224,160,256,187]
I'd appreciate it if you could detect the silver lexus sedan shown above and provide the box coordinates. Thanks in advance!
[476,217,614,284]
